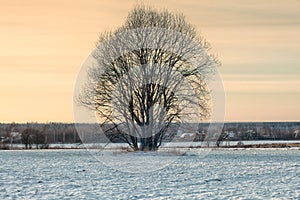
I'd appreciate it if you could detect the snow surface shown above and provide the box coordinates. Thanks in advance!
[8,140,300,149]
[0,149,299,199]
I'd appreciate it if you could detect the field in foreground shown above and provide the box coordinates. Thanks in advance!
[0,149,299,199]
[3,140,300,150]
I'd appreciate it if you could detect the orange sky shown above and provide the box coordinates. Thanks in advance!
[0,0,299,123]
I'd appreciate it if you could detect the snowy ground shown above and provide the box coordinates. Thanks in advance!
[8,140,300,149]
[0,149,299,199]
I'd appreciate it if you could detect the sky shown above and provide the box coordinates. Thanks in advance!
[0,0,299,123]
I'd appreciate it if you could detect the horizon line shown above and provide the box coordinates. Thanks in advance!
[1,120,299,124]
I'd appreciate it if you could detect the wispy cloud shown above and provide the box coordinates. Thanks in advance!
[224,80,300,93]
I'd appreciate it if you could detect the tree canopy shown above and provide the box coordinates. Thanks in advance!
[78,6,219,151]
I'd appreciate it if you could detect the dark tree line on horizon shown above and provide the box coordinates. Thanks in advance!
[0,122,81,149]
[0,122,299,150]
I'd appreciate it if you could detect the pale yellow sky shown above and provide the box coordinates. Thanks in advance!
[0,0,299,122]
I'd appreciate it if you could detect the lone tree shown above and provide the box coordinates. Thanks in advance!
[78,6,219,151]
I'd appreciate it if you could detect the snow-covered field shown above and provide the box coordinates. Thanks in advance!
[6,140,300,150]
[0,149,299,199]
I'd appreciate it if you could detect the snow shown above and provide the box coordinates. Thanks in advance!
[7,140,300,150]
[0,149,299,199]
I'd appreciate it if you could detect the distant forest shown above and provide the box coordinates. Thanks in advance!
[0,122,299,149]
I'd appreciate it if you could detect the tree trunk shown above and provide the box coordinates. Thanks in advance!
[140,137,158,151]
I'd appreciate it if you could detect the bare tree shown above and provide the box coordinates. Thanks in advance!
[32,129,46,149]
[22,128,34,149]
[78,6,219,151]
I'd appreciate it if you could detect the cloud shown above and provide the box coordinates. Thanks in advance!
[224,80,300,93]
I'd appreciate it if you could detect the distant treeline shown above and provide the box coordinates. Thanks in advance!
[0,122,299,149]
[212,122,300,141]
[0,122,80,149]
